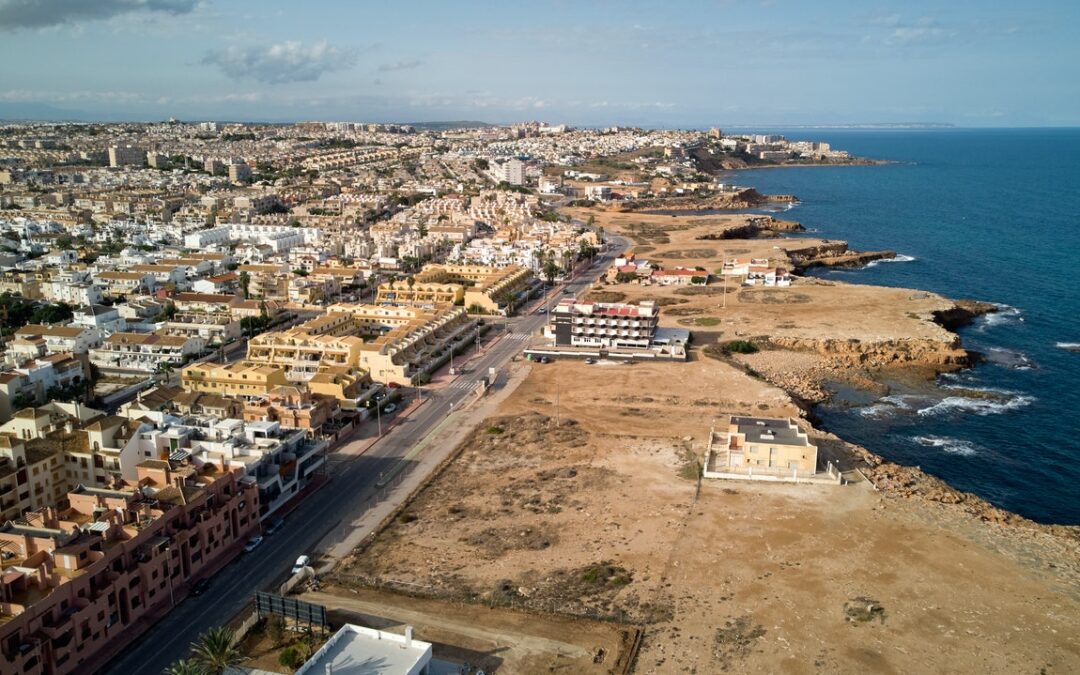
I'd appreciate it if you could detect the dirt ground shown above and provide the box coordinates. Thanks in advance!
[570,207,967,403]
[574,208,958,347]
[236,623,328,673]
[338,358,1080,674]
[299,587,637,674]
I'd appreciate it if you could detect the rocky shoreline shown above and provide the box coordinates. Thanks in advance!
[836,431,1080,549]
[724,241,1080,541]
[615,187,795,212]
[756,279,1080,545]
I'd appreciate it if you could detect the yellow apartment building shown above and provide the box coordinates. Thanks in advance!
[181,361,290,398]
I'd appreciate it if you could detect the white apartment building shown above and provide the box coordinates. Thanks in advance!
[227,223,321,253]
[42,281,104,306]
[13,324,102,355]
[0,354,85,422]
[90,332,205,372]
[490,158,526,185]
[95,271,156,297]
[71,304,127,335]
[184,226,232,248]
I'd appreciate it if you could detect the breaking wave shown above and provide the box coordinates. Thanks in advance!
[913,435,982,457]
[976,304,1024,331]
[865,253,916,268]
[916,394,1035,417]
[857,394,917,418]
[985,346,1035,370]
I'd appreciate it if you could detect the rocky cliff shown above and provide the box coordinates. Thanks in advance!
[761,334,971,368]
[786,241,897,271]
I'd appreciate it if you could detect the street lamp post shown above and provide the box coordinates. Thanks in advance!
[165,546,175,607]
[376,401,382,437]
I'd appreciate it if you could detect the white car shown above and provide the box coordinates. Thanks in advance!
[292,555,311,574]
[243,536,263,553]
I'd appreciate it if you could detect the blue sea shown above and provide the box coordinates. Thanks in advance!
[727,128,1080,525]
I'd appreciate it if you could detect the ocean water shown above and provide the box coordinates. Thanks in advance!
[728,129,1080,524]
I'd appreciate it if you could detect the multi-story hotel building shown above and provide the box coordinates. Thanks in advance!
[550,299,659,350]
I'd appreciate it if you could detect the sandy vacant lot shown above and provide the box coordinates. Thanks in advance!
[339,359,1080,673]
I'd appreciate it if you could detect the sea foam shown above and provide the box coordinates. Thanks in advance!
[976,304,1024,331]
[913,435,981,456]
[916,394,1035,417]
[865,253,916,268]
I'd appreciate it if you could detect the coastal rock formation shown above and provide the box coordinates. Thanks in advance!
[932,299,1000,331]
[694,216,805,240]
[809,430,1080,562]
[786,241,897,271]
[616,188,794,212]
[761,334,971,368]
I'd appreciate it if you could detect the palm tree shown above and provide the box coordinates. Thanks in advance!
[542,258,560,287]
[165,659,207,675]
[191,627,241,675]
[238,270,251,300]
[501,289,516,314]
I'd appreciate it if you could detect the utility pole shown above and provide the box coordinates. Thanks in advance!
[722,257,728,310]
[555,376,561,427]
[376,401,382,437]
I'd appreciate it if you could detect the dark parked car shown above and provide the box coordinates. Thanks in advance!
[265,517,285,535]
[190,578,211,596]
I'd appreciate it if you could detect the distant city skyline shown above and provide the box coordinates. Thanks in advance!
[1,0,1077,127]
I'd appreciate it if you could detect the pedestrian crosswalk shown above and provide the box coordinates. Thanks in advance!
[506,333,532,342]
[448,379,477,391]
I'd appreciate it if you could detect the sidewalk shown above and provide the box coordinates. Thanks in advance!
[333,395,427,457]
[425,328,509,391]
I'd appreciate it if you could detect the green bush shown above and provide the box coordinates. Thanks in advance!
[725,340,759,354]
[279,646,301,670]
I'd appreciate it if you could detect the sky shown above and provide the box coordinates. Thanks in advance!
[0,0,1077,127]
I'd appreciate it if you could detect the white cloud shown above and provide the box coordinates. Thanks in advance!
[202,40,356,84]
[0,0,197,30]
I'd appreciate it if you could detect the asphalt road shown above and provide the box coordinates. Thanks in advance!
[105,236,627,674]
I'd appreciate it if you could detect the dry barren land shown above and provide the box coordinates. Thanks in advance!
[336,359,1080,674]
